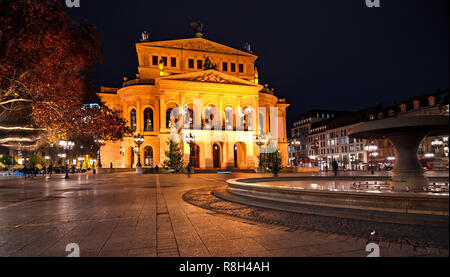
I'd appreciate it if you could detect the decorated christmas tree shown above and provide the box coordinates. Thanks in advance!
[263,150,283,176]
[162,128,184,173]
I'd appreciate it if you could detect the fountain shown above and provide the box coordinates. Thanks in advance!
[215,116,448,224]
[348,115,449,192]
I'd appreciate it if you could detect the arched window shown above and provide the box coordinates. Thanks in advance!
[166,108,174,128]
[204,105,217,128]
[144,108,154,132]
[131,109,137,132]
[258,112,265,133]
[144,146,153,167]
[182,105,193,129]
[240,107,254,131]
[224,106,235,130]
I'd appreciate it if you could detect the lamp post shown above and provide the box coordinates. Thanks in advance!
[78,157,85,171]
[59,140,75,179]
[133,134,144,173]
[365,141,378,175]
[431,139,444,154]
[255,135,267,172]
[431,138,446,170]
[290,140,301,167]
[95,139,105,168]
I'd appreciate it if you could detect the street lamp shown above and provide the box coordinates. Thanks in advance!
[255,135,267,168]
[59,140,74,179]
[365,142,378,175]
[133,134,144,168]
[95,139,105,168]
[78,157,85,171]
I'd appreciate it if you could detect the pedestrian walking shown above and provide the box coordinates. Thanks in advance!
[332,159,339,177]
[187,162,193,177]
[48,164,53,177]
[23,165,28,179]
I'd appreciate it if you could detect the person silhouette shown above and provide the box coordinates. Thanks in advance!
[332,159,339,177]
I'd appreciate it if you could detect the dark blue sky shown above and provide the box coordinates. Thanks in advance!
[67,0,449,127]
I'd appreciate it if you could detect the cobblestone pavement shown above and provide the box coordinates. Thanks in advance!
[0,172,448,257]
[184,188,448,250]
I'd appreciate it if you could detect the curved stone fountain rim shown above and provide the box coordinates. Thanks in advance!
[228,177,449,199]
[224,177,449,217]
[348,115,449,138]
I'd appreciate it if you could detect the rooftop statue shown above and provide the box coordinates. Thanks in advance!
[141,30,150,42]
[191,21,204,37]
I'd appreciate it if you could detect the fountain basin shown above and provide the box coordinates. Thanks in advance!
[225,177,449,217]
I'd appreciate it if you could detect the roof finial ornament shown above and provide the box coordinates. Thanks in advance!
[191,21,204,38]
[254,67,259,84]
[158,59,165,76]
[244,42,253,53]
[140,30,150,42]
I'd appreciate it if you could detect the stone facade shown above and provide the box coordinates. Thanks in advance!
[98,37,289,169]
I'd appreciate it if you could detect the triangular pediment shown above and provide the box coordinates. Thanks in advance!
[160,70,261,87]
[138,38,256,58]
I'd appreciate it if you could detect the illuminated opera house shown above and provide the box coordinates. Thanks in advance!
[98,32,289,170]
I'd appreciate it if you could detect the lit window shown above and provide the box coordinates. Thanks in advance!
[131,109,137,132]
[152,56,158,65]
[230,63,236,72]
[144,108,154,132]
[188,59,194,69]
[222,62,228,71]
[400,104,406,113]
[161,57,168,66]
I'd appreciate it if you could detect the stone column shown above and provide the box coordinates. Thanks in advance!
[387,132,429,192]
[136,98,142,134]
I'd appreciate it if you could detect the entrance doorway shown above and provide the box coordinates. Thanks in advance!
[234,143,247,169]
[234,145,238,168]
[191,144,200,168]
[144,146,153,167]
[130,147,135,168]
[213,143,221,168]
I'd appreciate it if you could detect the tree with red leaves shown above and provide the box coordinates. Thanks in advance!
[0,0,130,151]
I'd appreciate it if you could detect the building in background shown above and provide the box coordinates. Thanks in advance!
[98,34,290,170]
[289,89,449,171]
[288,110,348,167]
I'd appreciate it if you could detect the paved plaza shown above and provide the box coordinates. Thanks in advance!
[0,172,448,257]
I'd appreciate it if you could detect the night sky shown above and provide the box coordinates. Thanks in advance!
[67,0,449,128]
